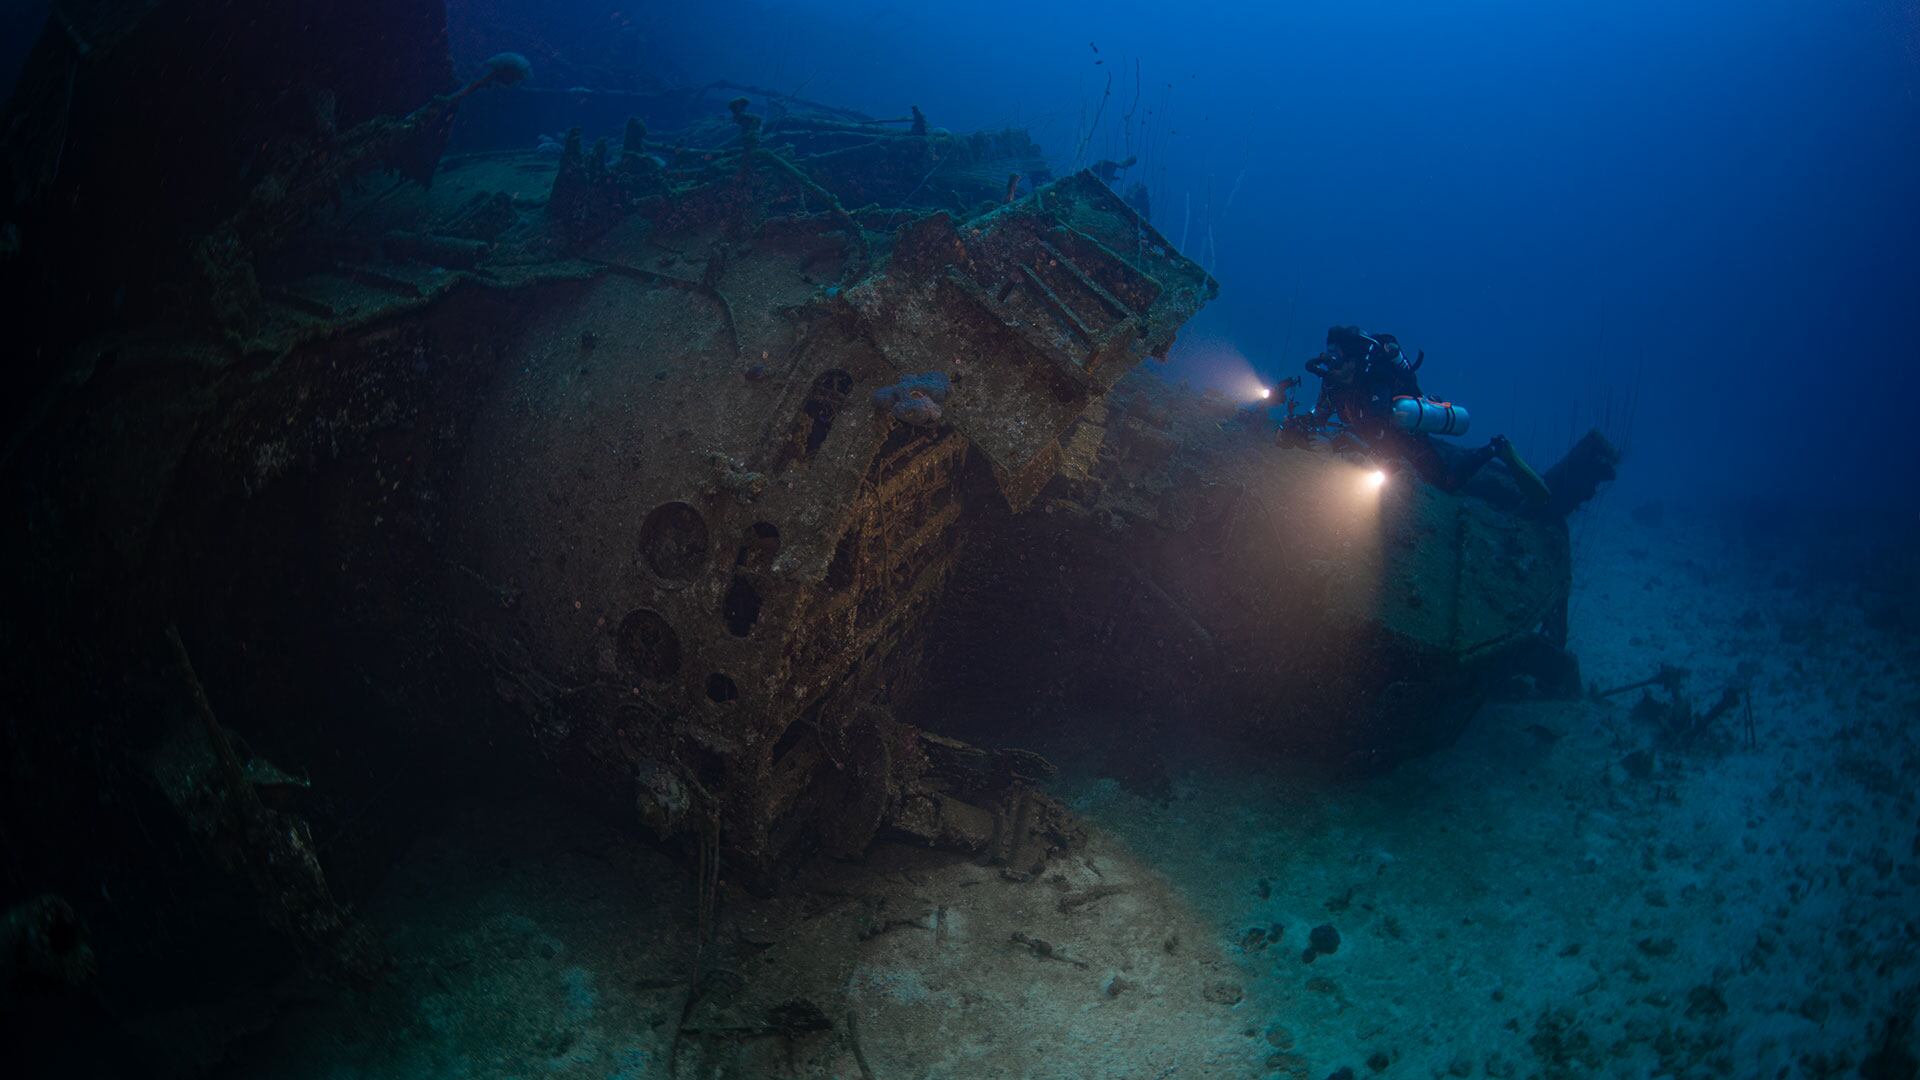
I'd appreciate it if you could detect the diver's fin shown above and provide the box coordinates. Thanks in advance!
[1499,441,1551,503]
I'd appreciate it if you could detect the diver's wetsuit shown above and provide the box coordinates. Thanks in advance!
[1307,332,1499,494]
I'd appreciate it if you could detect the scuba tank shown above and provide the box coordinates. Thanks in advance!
[1390,396,1471,437]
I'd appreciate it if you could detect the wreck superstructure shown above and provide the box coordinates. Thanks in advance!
[438,163,1215,881]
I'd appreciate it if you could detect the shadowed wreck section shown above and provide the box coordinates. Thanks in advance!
[4,32,1217,991]
[920,371,1581,772]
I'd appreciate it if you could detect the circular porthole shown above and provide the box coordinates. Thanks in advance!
[723,577,763,637]
[638,501,710,582]
[615,610,681,682]
[735,522,781,570]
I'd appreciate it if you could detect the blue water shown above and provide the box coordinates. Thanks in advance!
[455,0,1918,506]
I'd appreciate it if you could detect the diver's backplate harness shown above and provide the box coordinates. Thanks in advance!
[1298,330,1455,437]
[1283,329,1549,502]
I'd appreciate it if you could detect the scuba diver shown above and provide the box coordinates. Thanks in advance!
[1283,325,1549,499]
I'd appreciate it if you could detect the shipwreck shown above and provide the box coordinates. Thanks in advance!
[0,0,1610,1053]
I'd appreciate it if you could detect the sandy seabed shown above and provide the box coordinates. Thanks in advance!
[221,501,1920,1079]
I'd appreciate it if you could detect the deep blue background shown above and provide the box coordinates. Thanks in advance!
[6,0,1913,506]
[537,0,1920,508]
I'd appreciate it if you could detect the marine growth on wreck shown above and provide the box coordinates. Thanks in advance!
[3,2,1916,1077]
